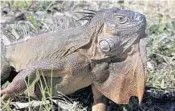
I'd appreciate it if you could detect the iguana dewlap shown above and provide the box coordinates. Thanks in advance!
[1,7,147,110]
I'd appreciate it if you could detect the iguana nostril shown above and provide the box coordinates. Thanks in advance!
[134,12,142,21]
[99,40,111,52]
[138,16,142,21]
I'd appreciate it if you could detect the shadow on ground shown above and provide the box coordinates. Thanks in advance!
[68,86,175,111]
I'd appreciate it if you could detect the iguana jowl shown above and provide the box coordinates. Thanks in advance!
[1,8,147,110]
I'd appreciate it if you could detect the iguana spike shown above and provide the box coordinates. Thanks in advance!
[78,15,93,21]
[83,9,97,13]
[76,12,96,15]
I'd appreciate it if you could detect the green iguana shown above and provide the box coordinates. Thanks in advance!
[1,7,147,110]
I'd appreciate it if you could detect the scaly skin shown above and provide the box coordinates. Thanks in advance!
[1,8,147,110]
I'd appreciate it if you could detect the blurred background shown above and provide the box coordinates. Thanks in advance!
[1,0,175,111]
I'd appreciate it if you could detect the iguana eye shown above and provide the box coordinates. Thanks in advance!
[115,15,128,24]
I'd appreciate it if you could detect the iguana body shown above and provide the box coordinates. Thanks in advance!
[1,8,147,110]
[2,26,93,96]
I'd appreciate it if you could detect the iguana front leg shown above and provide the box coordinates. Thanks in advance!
[91,62,109,111]
[0,53,90,100]
[0,60,62,100]
[92,85,107,111]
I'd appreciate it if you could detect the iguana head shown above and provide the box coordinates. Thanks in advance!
[97,7,146,56]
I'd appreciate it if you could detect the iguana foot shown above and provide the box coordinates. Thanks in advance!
[92,85,107,111]
[0,80,24,101]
